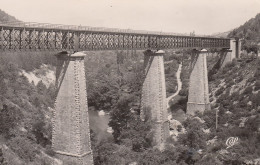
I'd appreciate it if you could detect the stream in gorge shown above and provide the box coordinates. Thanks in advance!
[89,62,183,140]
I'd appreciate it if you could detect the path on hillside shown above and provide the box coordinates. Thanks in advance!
[166,63,183,109]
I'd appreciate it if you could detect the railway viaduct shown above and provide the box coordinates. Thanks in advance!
[0,22,241,164]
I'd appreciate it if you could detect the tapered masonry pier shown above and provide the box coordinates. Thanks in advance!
[221,38,241,68]
[141,50,169,151]
[52,52,93,165]
[187,49,210,116]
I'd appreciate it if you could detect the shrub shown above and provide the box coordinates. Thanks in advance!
[7,136,39,162]
[235,76,243,83]
[247,77,256,83]
[0,105,21,137]
[179,89,188,96]
[254,67,260,78]
[45,145,56,157]
[215,87,225,96]
[255,80,260,91]
[243,86,253,95]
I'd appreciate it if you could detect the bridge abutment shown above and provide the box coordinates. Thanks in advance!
[52,52,93,165]
[141,50,169,151]
[187,49,210,116]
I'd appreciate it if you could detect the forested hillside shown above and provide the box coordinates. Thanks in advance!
[228,13,260,53]
[0,57,57,164]
[0,9,259,165]
[0,9,19,22]
[0,10,59,165]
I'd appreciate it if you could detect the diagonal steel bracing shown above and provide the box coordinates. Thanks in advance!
[0,22,230,51]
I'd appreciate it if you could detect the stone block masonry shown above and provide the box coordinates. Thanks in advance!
[52,52,93,165]
[187,49,210,116]
[230,38,241,59]
[141,50,169,151]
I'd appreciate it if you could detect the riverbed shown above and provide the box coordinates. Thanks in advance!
[89,109,111,142]
[167,63,183,109]
[89,63,183,141]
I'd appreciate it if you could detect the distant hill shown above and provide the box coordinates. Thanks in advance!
[212,30,232,38]
[0,9,19,23]
[228,13,260,52]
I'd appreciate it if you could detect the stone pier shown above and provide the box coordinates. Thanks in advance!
[230,39,237,60]
[52,52,93,165]
[187,49,210,116]
[141,50,169,151]
[230,38,242,59]
[237,39,242,58]
[221,38,242,68]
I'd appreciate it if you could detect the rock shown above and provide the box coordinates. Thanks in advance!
[19,127,27,132]
[194,116,205,123]
[169,119,182,130]
[169,118,185,141]
[197,149,203,154]
[225,111,232,114]
[250,109,256,114]
[107,127,113,134]
[98,110,105,116]
[202,128,210,134]
[218,149,229,155]
[206,136,217,145]
[244,158,260,165]
[168,114,172,120]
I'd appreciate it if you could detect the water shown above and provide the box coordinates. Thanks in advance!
[88,110,112,141]
[88,63,183,141]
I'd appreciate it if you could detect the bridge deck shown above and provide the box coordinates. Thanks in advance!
[0,22,230,51]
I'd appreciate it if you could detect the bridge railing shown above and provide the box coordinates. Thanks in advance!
[0,21,216,38]
[0,21,231,51]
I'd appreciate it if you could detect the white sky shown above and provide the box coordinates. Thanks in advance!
[1,0,259,35]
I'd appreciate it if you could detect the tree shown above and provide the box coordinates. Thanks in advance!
[0,148,7,165]
[177,118,207,164]
[36,80,47,95]
[109,97,131,142]
[0,105,21,137]
[120,114,154,152]
[0,70,7,95]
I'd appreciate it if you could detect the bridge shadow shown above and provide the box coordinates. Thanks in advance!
[208,49,228,81]
[142,50,155,85]
[54,51,70,95]
[189,49,199,74]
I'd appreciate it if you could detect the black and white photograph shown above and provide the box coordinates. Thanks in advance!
[0,0,259,164]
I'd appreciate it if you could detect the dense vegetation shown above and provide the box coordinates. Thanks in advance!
[85,50,144,112]
[0,9,19,23]
[0,9,259,165]
[228,13,260,53]
[206,58,260,164]
[0,55,56,164]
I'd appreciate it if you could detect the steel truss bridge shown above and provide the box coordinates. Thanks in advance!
[0,22,230,51]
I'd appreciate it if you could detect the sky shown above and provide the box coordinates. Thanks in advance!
[1,0,259,35]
